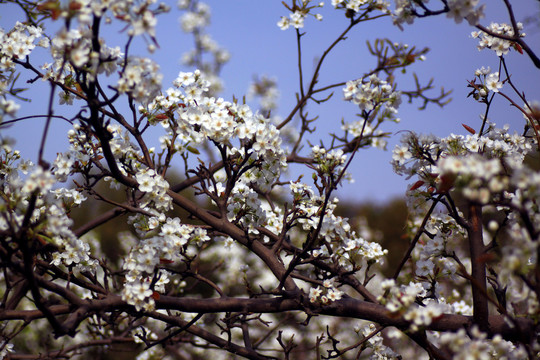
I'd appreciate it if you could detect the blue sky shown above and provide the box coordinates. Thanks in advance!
[1,1,539,202]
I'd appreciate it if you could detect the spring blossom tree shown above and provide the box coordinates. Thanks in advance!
[0,0,539,359]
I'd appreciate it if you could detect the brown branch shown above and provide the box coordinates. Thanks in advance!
[467,203,489,332]
[277,16,359,130]
[0,294,533,347]
[34,259,107,295]
[8,337,136,359]
[74,206,126,237]
[152,295,533,343]
[408,331,452,360]
[0,305,72,322]
[148,311,275,360]
[3,277,29,311]
[170,161,225,193]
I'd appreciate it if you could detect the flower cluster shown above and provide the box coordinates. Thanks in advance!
[0,97,20,121]
[379,279,424,313]
[0,21,44,63]
[472,22,525,57]
[438,154,506,204]
[54,0,169,51]
[289,181,387,271]
[277,1,324,30]
[122,217,210,311]
[45,23,123,87]
[278,11,307,30]
[446,0,485,25]
[135,168,173,212]
[139,70,287,240]
[178,1,211,32]
[311,146,347,176]
[0,22,46,120]
[392,121,540,338]
[66,123,103,168]
[51,28,89,68]
[308,280,344,303]
[468,66,503,102]
[0,143,97,273]
[379,279,449,330]
[66,122,146,190]
[226,182,267,232]
[392,125,534,196]
[392,0,417,27]
[439,327,527,360]
[117,57,162,104]
[343,74,401,114]
[355,323,399,359]
[393,0,484,28]
[148,70,287,191]
[339,74,401,150]
[412,213,464,280]
[342,119,389,149]
[332,0,390,13]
